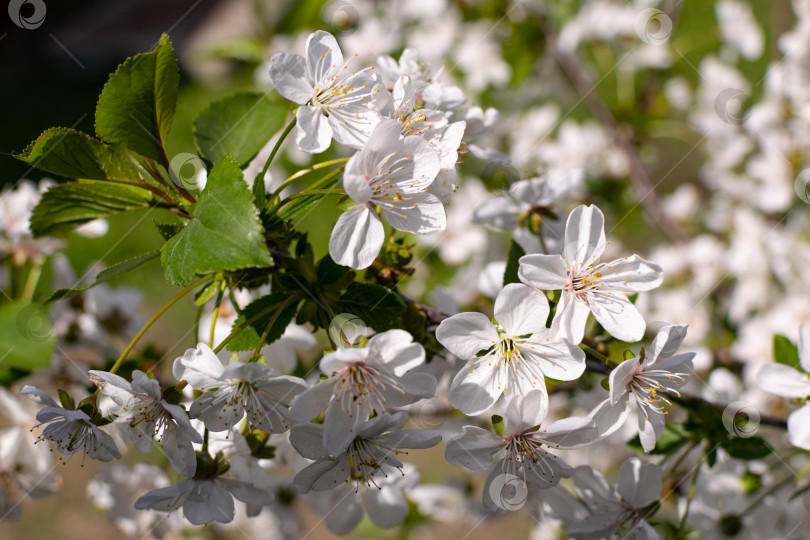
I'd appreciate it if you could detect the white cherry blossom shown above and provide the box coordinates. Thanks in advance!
[289,329,436,455]
[269,30,381,153]
[757,323,810,449]
[173,343,307,435]
[590,324,694,452]
[436,283,585,420]
[329,119,445,269]
[519,204,664,343]
[445,390,597,510]
[21,385,120,463]
[89,369,202,477]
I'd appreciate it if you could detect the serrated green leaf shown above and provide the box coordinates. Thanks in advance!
[193,92,286,167]
[0,302,55,370]
[30,180,151,237]
[15,127,141,181]
[226,294,299,351]
[503,240,526,286]
[95,34,178,163]
[339,283,406,330]
[154,220,184,240]
[773,335,802,370]
[46,251,159,302]
[160,156,273,286]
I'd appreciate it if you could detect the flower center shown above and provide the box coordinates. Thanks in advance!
[503,433,558,484]
[334,362,406,419]
[629,365,690,421]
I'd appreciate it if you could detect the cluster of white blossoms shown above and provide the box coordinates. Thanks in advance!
[8,0,810,536]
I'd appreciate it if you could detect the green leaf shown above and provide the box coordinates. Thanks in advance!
[491,415,504,437]
[773,335,802,370]
[30,180,151,237]
[15,128,141,181]
[226,294,299,351]
[95,34,179,163]
[316,254,352,286]
[339,283,406,330]
[193,279,222,307]
[503,240,526,286]
[160,156,273,286]
[46,251,159,302]
[0,302,55,370]
[193,92,286,168]
[279,175,341,220]
[153,220,184,240]
[723,436,773,460]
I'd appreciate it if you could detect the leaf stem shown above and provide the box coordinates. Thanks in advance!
[271,157,349,197]
[252,295,298,357]
[109,277,209,374]
[214,298,294,354]
[255,117,297,189]
[209,285,225,347]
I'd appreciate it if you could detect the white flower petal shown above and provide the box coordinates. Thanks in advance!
[493,283,549,336]
[550,292,591,344]
[363,485,409,529]
[296,105,333,154]
[599,254,664,292]
[444,426,503,471]
[646,324,688,367]
[518,254,569,290]
[289,378,337,423]
[268,53,313,104]
[618,457,662,508]
[563,205,606,265]
[757,364,810,398]
[305,30,343,87]
[436,312,498,359]
[383,191,446,234]
[609,358,638,404]
[473,196,520,229]
[521,334,586,381]
[800,323,810,373]
[539,416,598,449]
[787,405,810,450]
[329,204,384,270]
[173,343,224,389]
[588,293,646,343]
[589,396,631,438]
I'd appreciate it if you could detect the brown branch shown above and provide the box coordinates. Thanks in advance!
[542,20,689,245]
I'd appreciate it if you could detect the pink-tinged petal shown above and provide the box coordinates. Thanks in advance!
[646,324,688,367]
[637,406,665,453]
[296,105,332,154]
[609,358,638,404]
[563,205,606,265]
[494,283,550,337]
[329,204,384,270]
[588,293,646,343]
[383,191,446,234]
[589,396,631,438]
[436,312,498,359]
[363,485,408,529]
[444,426,504,471]
[289,378,337,422]
[268,53,313,104]
[538,416,598,449]
[800,323,810,373]
[757,364,810,398]
[503,389,548,434]
[518,254,569,290]
[550,292,591,344]
[787,405,810,450]
[521,334,586,381]
[447,360,504,416]
[618,457,662,508]
[305,30,343,87]
[599,255,664,292]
